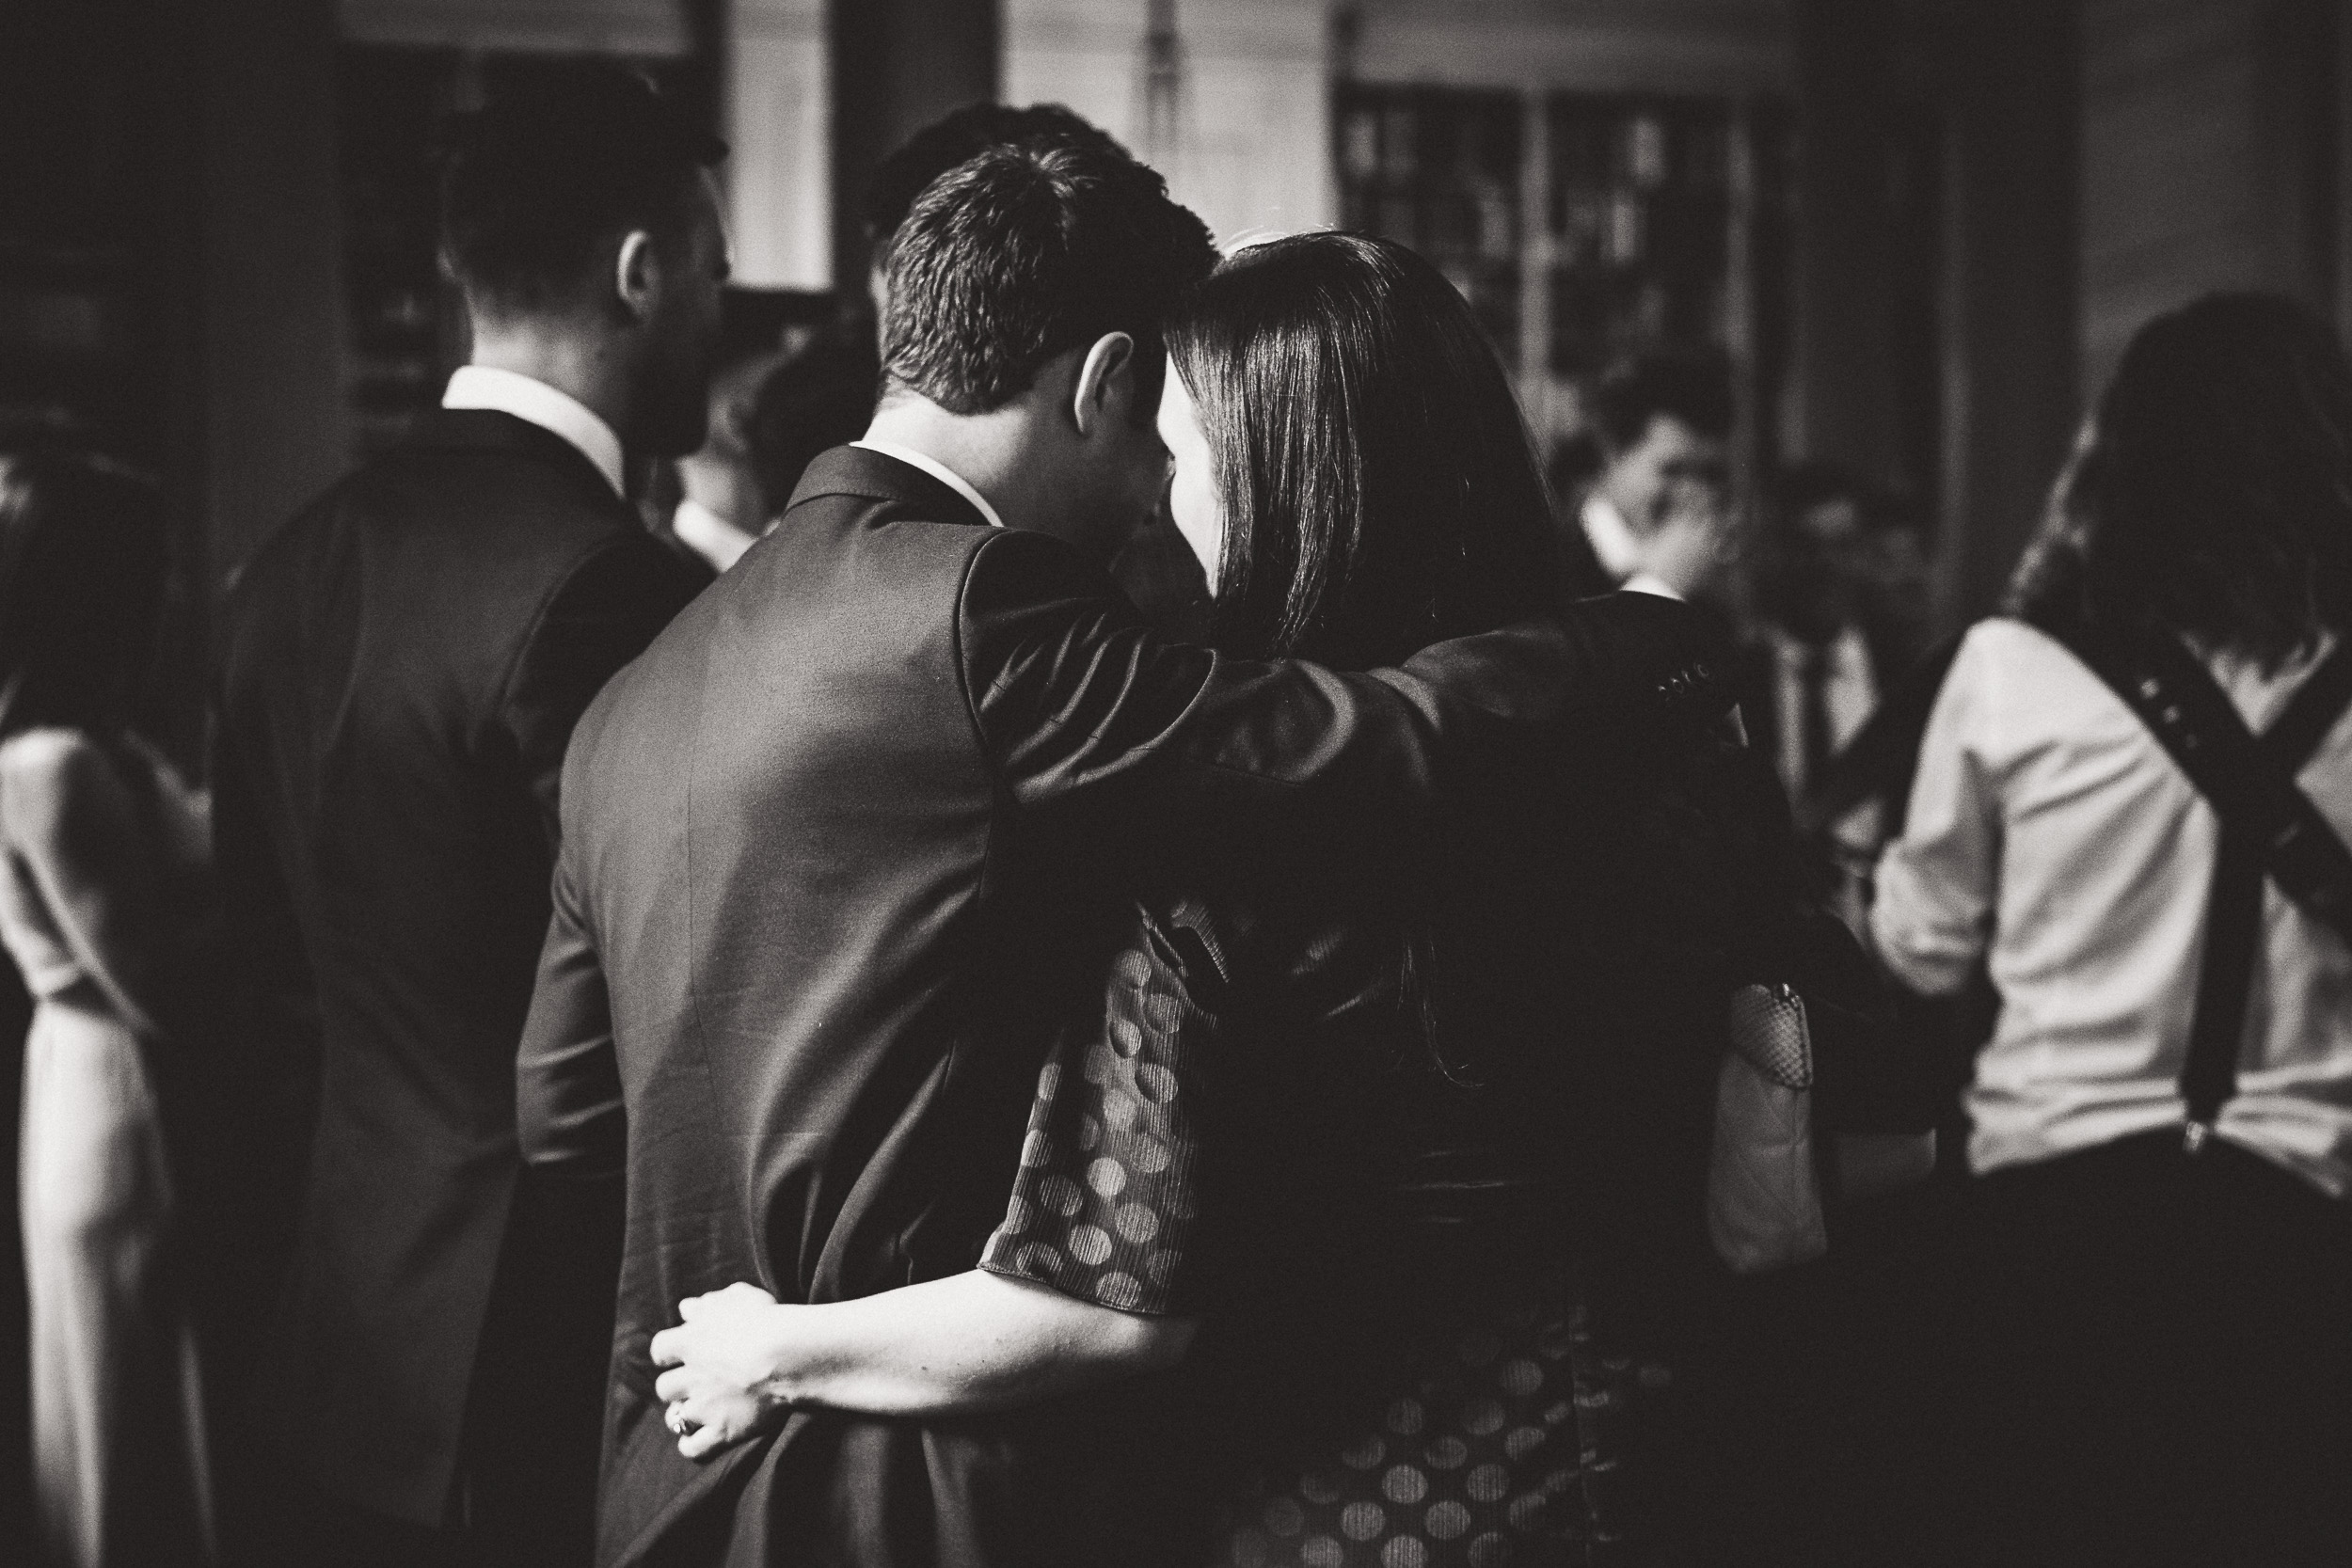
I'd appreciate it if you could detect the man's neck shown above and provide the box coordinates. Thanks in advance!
[861,397,1043,530]
[469,325,631,451]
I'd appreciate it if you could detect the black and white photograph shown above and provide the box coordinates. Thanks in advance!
[2,2,2349,1564]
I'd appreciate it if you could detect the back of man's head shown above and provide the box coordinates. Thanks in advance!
[882,139,1216,419]
[864,103,1129,261]
[1593,349,1735,453]
[439,66,727,321]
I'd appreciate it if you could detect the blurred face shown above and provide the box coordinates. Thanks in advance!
[1156,369,1224,584]
[1599,413,1731,539]
[631,171,733,458]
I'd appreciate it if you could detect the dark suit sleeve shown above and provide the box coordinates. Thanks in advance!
[959,527,1716,821]
[516,852,625,1176]
[501,532,707,849]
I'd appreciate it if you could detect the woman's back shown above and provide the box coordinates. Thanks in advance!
[981,707,1752,1568]
[0,727,204,1026]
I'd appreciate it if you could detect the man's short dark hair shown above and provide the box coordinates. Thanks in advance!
[439,66,727,317]
[881,140,1217,417]
[1592,349,1735,451]
[862,103,1127,253]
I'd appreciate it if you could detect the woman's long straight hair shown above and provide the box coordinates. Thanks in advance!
[1167,233,1559,672]
[2008,292,2352,670]
[1164,234,1562,1082]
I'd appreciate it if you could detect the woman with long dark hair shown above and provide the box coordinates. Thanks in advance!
[1873,293,2352,1563]
[645,234,1743,1567]
[0,451,215,1566]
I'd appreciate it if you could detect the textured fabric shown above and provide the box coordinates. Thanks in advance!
[516,446,1722,1568]
[1211,1279,1631,1568]
[212,408,709,1527]
[1871,618,2352,1195]
[978,942,1214,1316]
[974,869,1656,1565]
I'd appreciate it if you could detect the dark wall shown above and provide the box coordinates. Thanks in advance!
[200,0,350,580]
[1792,0,2081,635]
[1789,0,1945,506]
[2081,0,2345,397]
[1932,0,2082,631]
[828,0,1000,292]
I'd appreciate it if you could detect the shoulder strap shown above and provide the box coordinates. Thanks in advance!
[2038,621,2352,943]
[2030,617,2352,1135]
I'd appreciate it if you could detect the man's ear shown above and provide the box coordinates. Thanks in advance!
[1071,332,1136,437]
[614,230,659,324]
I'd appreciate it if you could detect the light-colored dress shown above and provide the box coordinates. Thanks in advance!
[0,727,214,1567]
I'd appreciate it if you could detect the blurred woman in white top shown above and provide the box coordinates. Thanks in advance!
[1872,293,2352,1567]
[0,451,215,1567]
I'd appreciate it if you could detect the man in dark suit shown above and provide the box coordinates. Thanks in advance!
[1743,462,1931,809]
[1549,350,1737,607]
[516,138,1716,1568]
[213,69,723,1567]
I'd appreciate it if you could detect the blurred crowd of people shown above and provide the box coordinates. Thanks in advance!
[4,63,2349,1568]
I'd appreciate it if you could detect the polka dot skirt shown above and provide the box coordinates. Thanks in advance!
[977,913,1646,1565]
[1212,1282,1639,1568]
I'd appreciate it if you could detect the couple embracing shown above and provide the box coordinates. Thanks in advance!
[518,131,1731,1568]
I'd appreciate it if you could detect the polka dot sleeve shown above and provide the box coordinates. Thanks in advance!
[978,915,1221,1317]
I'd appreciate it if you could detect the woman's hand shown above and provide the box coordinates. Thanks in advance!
[649,1281,797,1461]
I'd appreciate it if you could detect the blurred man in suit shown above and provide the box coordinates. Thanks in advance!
[213,68,722,1567]
[516,135,1717,1568]
[1747,463,1931,808]
[1556,351,1738,606]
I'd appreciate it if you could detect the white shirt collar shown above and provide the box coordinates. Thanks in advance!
[671,498,759,574]
[1619,572,1682,602]
[850,437,1006,531]
[442,365,627,499]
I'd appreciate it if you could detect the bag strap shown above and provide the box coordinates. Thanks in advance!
[2028,617,2352,1136]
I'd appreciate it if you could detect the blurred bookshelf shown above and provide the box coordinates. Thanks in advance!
[1334,85,1792,477]
[1335,87,1525,359]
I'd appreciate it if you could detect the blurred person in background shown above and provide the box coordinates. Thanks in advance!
[0,451,213,1567]
[665,293,794,576]
[1748,462,1930,808]
[211,67,719,1567]
[1747,462,1932,927]
[740,318,878,535]
[1556,351,1737,610]
[1873,293,2352,1565]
